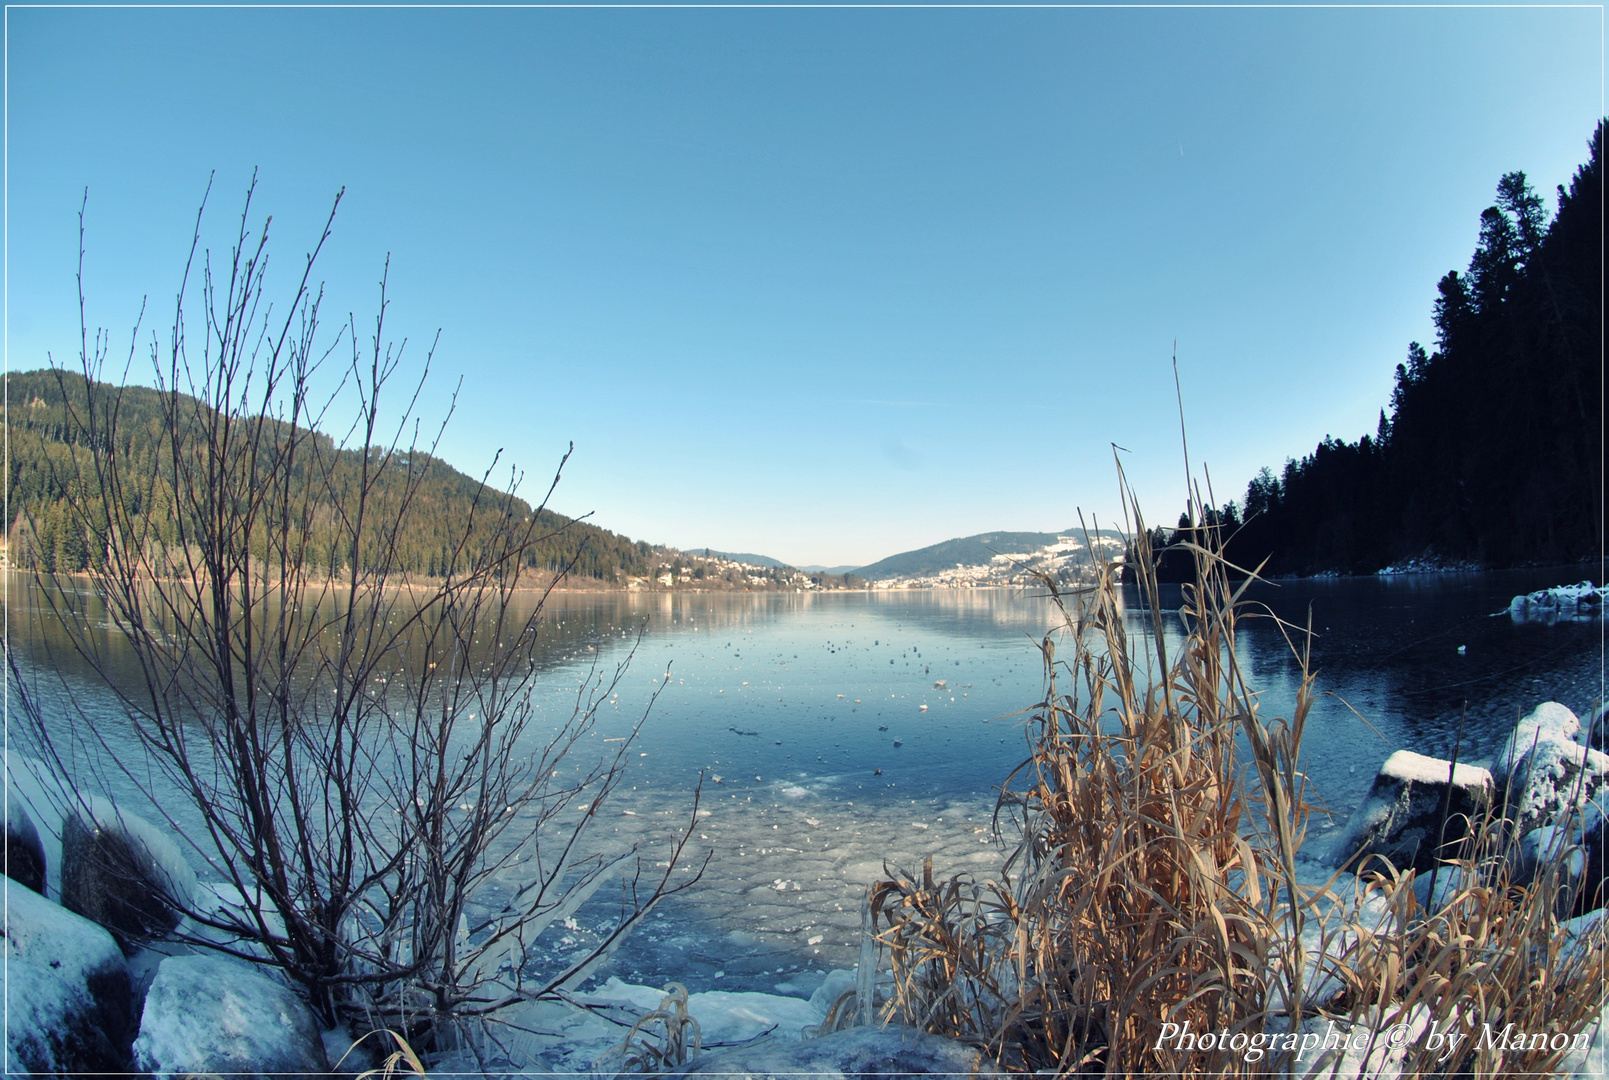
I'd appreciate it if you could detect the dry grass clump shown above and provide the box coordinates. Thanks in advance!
[605,983,702,1074]
[1327,812,1607,1076]
[347,1030,431,1080]
[866,468,1606,1077]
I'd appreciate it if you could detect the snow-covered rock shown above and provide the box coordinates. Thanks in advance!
[1326,750,1493,876]
[1512,823,1587,891]
[5,786,47,894]
[61,794,196,949]
[1586,703,1609,755]
[2,882,136,1073]
[1577,802,1609,915]
[1496,737,1609,839]
[133,953,328,1080]
[1509,581,1607,624]
[4,751,71,897]
[672,1024,1003,1078]
[1491,702,1584,792]
[1557,1009,1609,1079]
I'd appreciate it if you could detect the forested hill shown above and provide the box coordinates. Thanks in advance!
[4,368,660,581]
[855,529,1127,581]
[1153,121,1602,579]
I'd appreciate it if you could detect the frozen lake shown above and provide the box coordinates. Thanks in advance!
[6,567,1603,999]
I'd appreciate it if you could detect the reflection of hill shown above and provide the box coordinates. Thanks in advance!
[542,588,1082,646]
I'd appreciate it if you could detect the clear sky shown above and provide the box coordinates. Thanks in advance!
[5,6,1602,568]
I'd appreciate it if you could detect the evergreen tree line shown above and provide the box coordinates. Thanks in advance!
[1141,121,1603,580]
[5,369,659,581]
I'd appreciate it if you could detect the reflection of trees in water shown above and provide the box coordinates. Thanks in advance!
[547,588,1078,645]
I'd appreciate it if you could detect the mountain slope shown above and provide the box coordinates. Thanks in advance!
[4,368,659,581]
[855,529,1127,582]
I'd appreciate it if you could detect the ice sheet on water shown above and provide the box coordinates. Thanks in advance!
[531,781,1004,994]
[470,970,853,1074]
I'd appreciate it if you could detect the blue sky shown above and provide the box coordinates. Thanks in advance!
[6,7,1602,568]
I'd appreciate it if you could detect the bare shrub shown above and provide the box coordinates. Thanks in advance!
[10,175,704,1053]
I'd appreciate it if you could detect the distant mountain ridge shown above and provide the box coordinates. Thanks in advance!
[855,528,1127,582]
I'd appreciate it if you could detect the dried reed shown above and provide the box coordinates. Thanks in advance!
[867,462,1606,1077]
[607,983,703,1074]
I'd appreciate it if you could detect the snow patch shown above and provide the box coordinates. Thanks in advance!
[1380,750,1491,788]
[133,953,327,1079]
[1491,702,1582,788]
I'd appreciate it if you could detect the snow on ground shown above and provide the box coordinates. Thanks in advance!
[426,970,851,1074]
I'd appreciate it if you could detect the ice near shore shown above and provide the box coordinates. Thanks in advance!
[9,700,1609,1078]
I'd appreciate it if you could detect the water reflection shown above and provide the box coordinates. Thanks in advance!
[8,568,1601,828]
[6,567,1601,993]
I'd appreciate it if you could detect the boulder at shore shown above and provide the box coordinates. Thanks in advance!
[2,882,136,1074]
[1491,702,1585,792]
[672,1024,1003,1079]
[1496,736,1609,838]
[1327,750,1493,876]
[61,795,196,949]
[133,953,329,1080]
[4,787,47,894]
